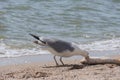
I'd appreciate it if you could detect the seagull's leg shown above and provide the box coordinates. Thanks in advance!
[54,56,59,66]
[60,57,64,65]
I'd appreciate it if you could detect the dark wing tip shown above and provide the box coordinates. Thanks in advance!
[29,33,40,40]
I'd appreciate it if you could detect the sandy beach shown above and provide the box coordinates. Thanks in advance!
[0,56,120,80]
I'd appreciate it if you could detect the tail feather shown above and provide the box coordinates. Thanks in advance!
[29,33,40,40]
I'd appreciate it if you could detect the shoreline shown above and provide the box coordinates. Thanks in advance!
[0,50,120,66]
[0,54,83,66]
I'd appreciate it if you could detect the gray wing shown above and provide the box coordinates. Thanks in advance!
[47,39,75,53]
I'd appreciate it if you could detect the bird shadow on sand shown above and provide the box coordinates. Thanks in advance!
[42,63,120,71]
[42,64,89,70]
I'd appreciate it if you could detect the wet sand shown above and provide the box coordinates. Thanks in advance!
[0,58,120,80]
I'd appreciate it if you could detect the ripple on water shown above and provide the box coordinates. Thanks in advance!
[4,5,32,11]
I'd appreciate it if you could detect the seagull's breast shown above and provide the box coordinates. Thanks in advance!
[47,48,75,57]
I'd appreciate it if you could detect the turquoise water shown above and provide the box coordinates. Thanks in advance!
[0,0,120,57]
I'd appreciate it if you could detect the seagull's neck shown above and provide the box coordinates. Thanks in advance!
[76,49,89,58]
[71,43,89,58]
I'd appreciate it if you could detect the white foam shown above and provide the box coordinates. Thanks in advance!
[0,47,49,57]
[0,40,50,58]
[78,38,120,51]
[0,38,120,58]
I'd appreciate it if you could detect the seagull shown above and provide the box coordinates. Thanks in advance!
[30,34,89,66]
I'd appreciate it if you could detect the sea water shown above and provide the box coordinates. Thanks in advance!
[0,0,120,58]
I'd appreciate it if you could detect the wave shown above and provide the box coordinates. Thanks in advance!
[79,38,120,51]
[0,38,120,58]
[0,40,49,58]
